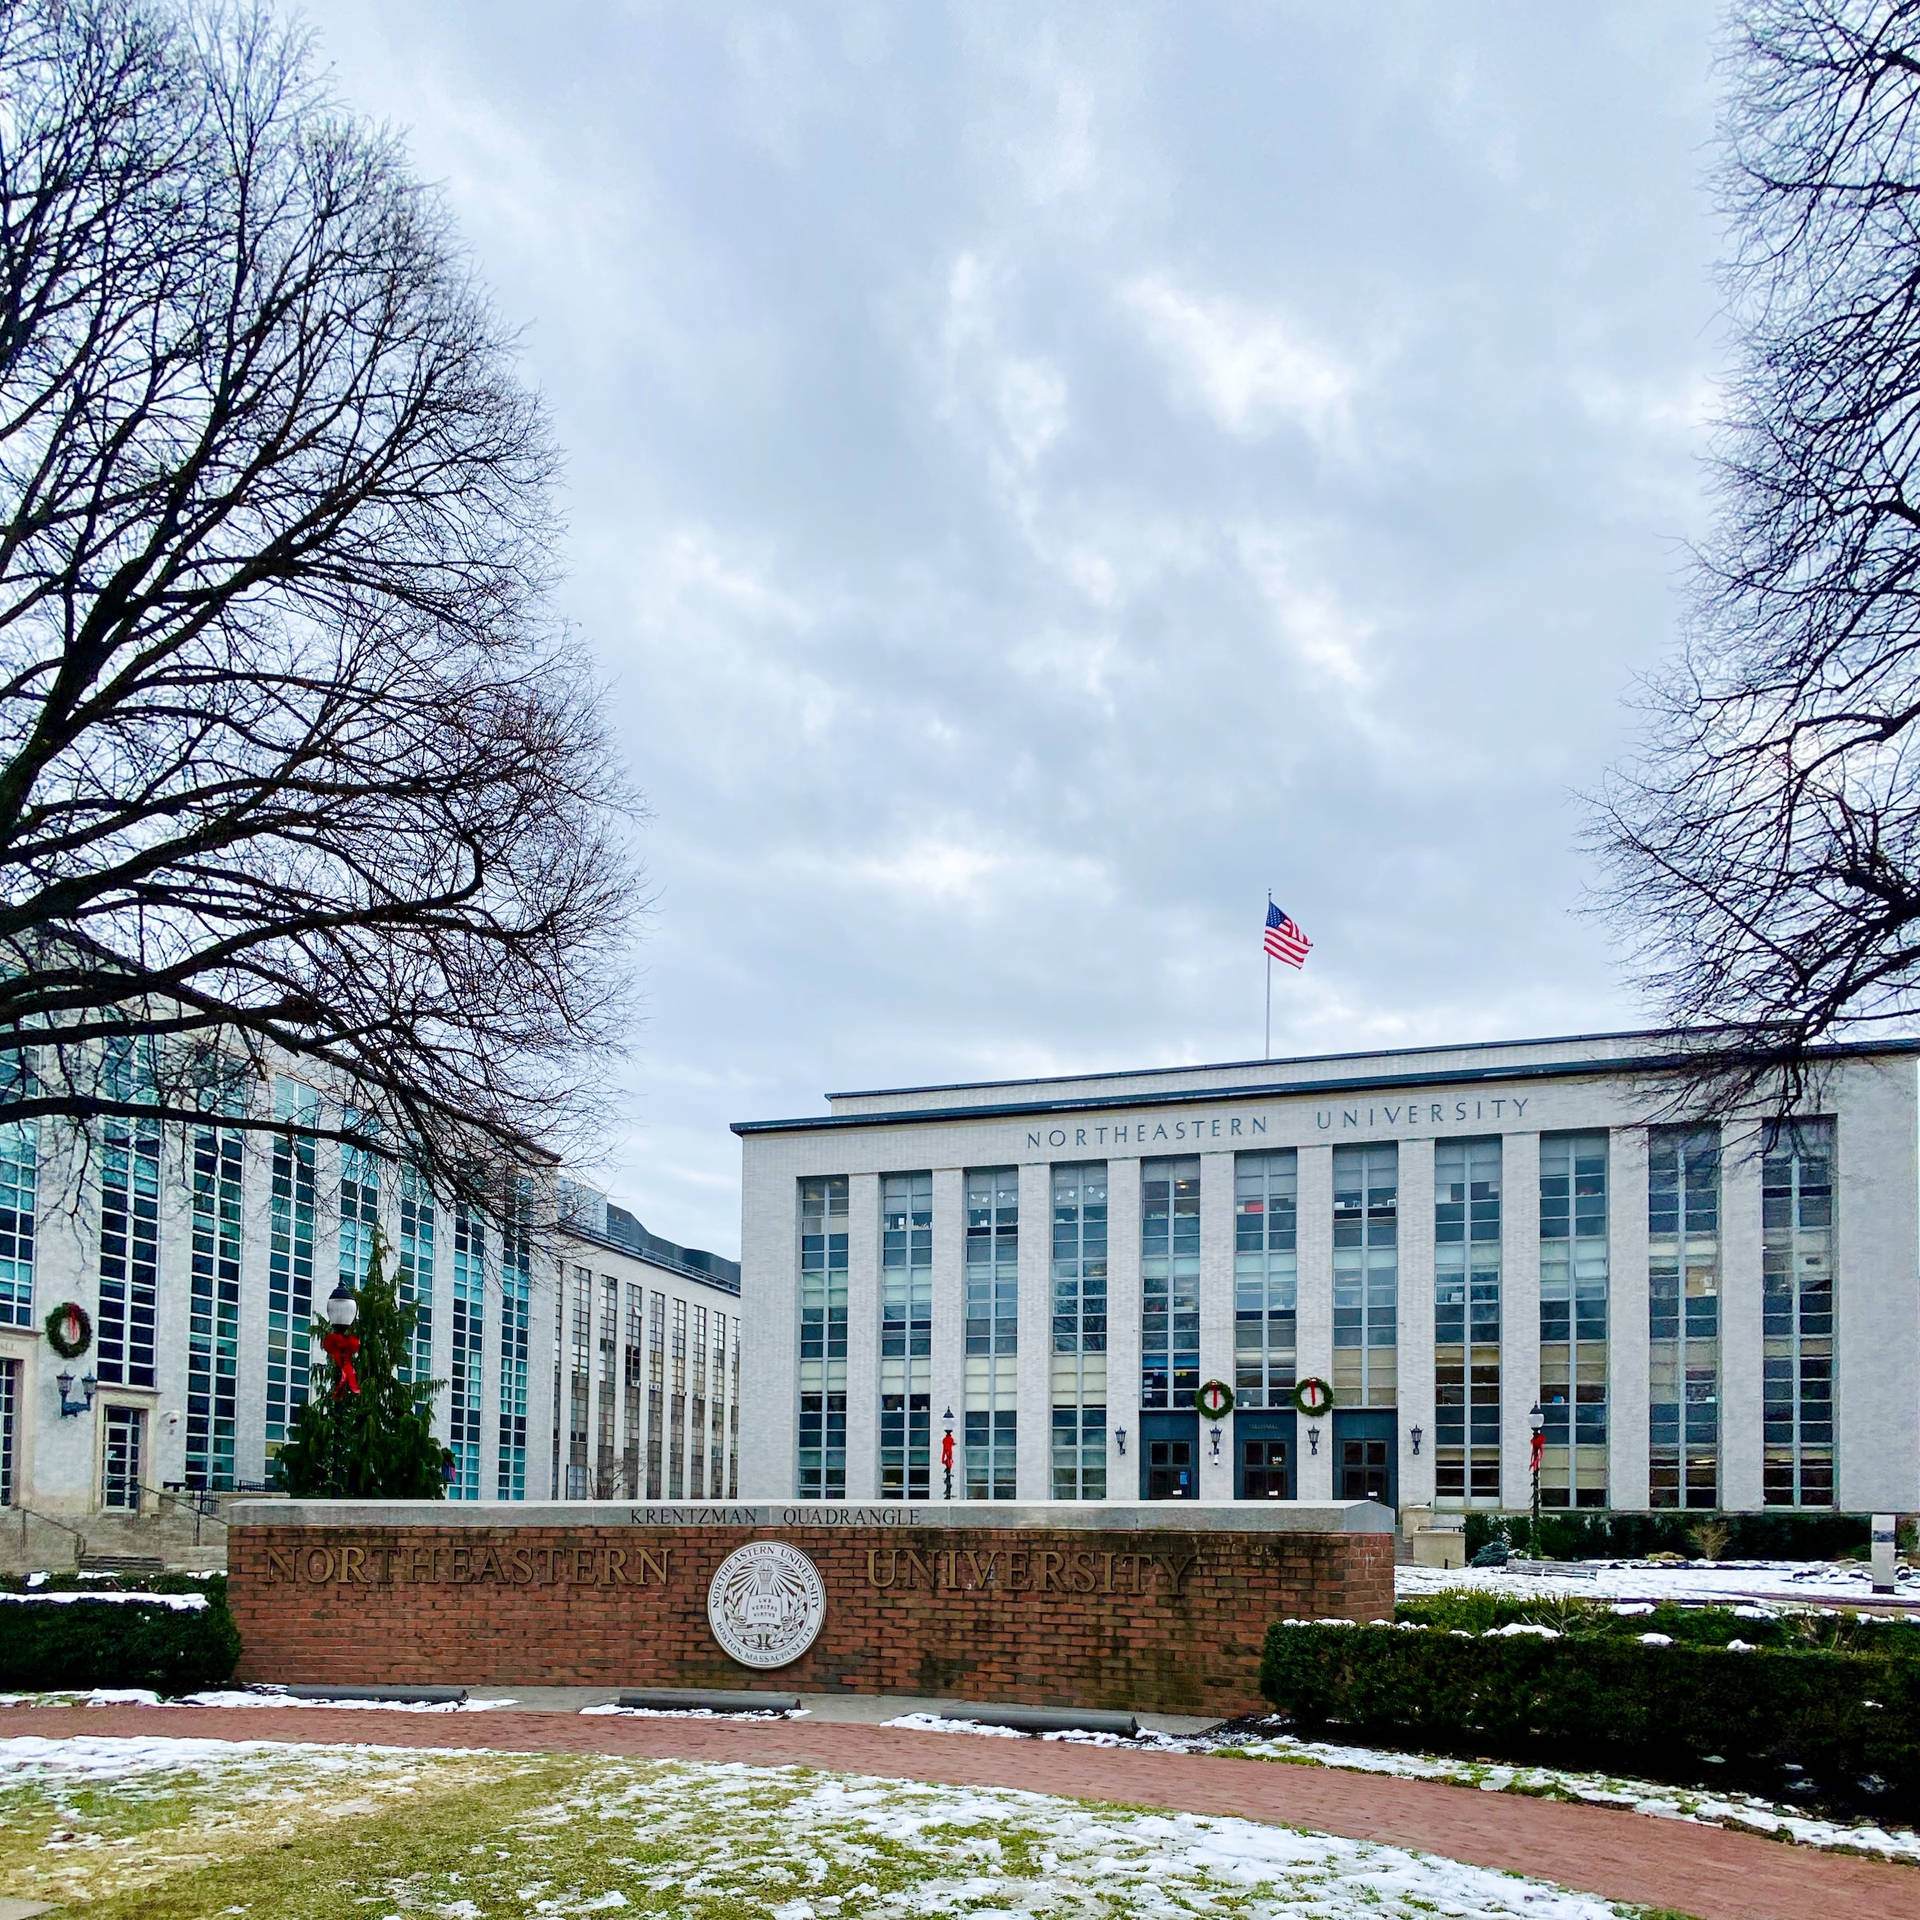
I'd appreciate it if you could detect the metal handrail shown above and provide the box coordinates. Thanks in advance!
[15,1505,86,1566]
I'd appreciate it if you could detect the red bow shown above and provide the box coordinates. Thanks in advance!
[941,1431,955,1469]
[1529,1429,1545,1472]
[322,1328,361,1396]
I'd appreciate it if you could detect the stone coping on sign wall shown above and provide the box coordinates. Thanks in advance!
[226,1499,1397,1535]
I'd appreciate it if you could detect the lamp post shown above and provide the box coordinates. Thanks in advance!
[941,1406,955,1500]
[1528,1402,1545,1547]
[322,1277,361,1397]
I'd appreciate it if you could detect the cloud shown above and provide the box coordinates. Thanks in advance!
[1124,276,1358,446]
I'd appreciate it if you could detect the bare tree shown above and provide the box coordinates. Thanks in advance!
[1596,0,1920,1107]
[0,0,633,1201]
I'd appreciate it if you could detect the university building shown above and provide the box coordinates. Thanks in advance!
[735,1031,1920,1518]
[0,1071,737,1544]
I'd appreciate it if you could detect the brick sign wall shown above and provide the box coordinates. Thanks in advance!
[229,1522,1392,1715]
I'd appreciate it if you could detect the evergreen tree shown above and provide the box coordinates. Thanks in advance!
[276,1226,450,1498]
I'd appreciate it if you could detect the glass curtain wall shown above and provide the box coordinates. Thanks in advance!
[1234,1151,1297,1406]
[964,1167,1019,1497]
[1762,1119,1836,1507]
[880,1171,933,1498]
[449,1204,484,1499]
[670,1298,688,1497]
[397,1169,435,1384]
[1140,1158,1201,1409]
[186,1121,243,1490]
[623,1284,645,1497]
[1538,1132,1609,1507]
[1332,1143,1398,1408]
[566,1267,591,1497]
[265,1080,317,1453]
[1649,1126,1720,1508]
[96,1039,159,1389]
[797,1175,849,1497]
[1050,1163,1108,1499]
[646,1291,666,1497]
[0,1112,35,1330]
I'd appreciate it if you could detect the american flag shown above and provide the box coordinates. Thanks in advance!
[1264,901,1312,969]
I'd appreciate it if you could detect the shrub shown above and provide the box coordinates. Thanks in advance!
[0,1593,240,1695]
[1262,1621,1920,1810]
[1459,1510,1873,1562]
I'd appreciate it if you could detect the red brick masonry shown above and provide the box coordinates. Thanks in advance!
[230,1522,1393,1714]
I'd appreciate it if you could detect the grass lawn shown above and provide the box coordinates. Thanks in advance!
[0,1734,1666,1920]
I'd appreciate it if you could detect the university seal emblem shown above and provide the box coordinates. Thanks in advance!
[706,1541,826,1669]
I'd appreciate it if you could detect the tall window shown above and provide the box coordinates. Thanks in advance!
[797,1175,849,1497]
[397,1169,435,1384]
[709,1309,729,1497]
[623,1283,645,1497]
[96,1040,159,1388]
[566,1266,591,1497]
[0,1360,18,1506]
[339,1132,378,1289]
[1539,1132,1609,1508]
[881,1171,933,1499]
[0,1114,36,1329]
[1763,1119,1835,1508]
[1332,1143,1397,1408]
[1050,1163,1108,1500]
[497,1188,530,1499]
[1649,1125,1720,1509]
[1141,1157,1200,1409]
[646,1291,666,1498]
[187,1124,243,1490]
[266,1082,317,1451]
[670,1297,688,1498]
[1434,1138,1500,1504]
[729,1320,742,1497]
[449,1204,484,1499]
[964,1166,1019,1498]
[597,1275,618,1493]
[690,1303,709,1496]
[1234,1152,1297,1407]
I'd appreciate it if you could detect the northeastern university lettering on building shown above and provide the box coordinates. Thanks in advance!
[734,1030,1920,1521]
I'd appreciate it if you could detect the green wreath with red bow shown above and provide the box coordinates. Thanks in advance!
[44,1301,92,1359]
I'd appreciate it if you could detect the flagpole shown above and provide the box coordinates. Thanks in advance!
[1264,889,1272,1060]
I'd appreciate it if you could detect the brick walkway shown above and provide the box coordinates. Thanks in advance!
[0,1706,1909,1920]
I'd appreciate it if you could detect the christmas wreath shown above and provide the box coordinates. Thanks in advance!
[1194,1379,1234,1419]
[1292,1375,1334,1417]
[44,1301,92,1359]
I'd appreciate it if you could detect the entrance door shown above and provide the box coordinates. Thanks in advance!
[103,1406,144,1511]
[1139,1412,1198,1499]
[1233,1409,1297,1498]
[1331,1408,1397,1509]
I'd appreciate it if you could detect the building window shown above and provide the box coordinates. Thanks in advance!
[670,1297,688,1499]
[449,1204,484,1499]
[1539,1131,1608,1509]
[691,1302,709,1498]
[1051,1163,1108,1499]
[1141,1157,1200,1410]
[0,1115,37,1329]
[647,1290,665,1498]
[103,1405,145,1511]
[186,1124,243,1492]
[96,1041,159,1389]
[1649,1125,1720,1510]
[623,1283,645,1498]
[1333,1142,1397,1409]
[797,1175,849,1498]
[729,1320,742,1498]
[0,1360,19,1506]
[964,1166,1019,1498]
[566,1266,591,1498]
[496,1192,530,1499]
[597,1275,618,1494]
[339,1131,378,1290]
[266,1082,316,1453]
[1234,1152,1297,1408]
[709,1309,729,1498]
[1763,1118,1835,1508]
[881,1171,933,1499]
[398,1168,434,1385]
[1434,1137,1500,1506]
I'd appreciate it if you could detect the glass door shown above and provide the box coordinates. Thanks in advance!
[103,1405,144,1511]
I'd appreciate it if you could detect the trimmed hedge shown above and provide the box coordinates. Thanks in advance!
[1460,1509,1876,1562]
[0,1593,240,1695]
[1261,1622,1920,1809]
[1395,1590,1920,1656]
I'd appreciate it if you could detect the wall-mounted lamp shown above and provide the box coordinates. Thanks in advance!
[1409,1424,1423,1457]
[1306,1424,1321,1457]
[1113,1426,1127,1457]
[1208,1424,1223,1462]
[55,1369,97,1418]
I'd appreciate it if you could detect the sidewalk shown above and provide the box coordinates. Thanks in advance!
[0,1703,1909,1919]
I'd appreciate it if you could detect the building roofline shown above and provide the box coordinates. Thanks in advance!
[731,1034,1920,1138]
[555,1217,741,1294]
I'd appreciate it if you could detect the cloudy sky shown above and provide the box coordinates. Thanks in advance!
[304,1,1725,1258]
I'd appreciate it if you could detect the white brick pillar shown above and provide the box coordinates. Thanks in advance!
[1610,1127,1652,1510]
[1295,1144,1334,1500]
[1106,1157,1144,1500]
[842,1171,882,1501]
[1719,1121,1766,1511]
[929,1166,966,1500]
[1397,1136,1437,1511]
[1501,1132,1542,1513]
